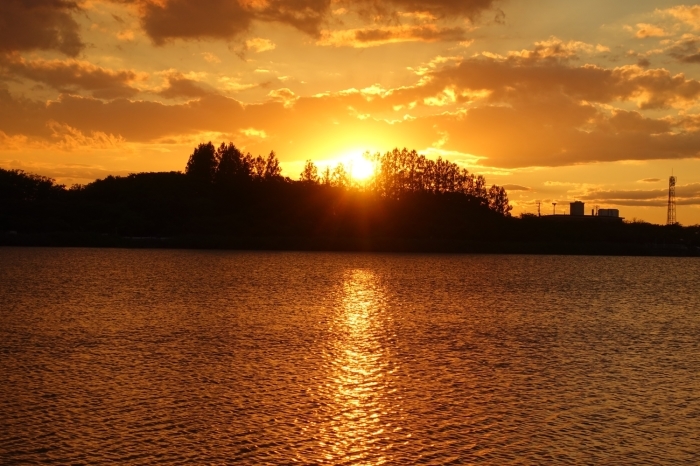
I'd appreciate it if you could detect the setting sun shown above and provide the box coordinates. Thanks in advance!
[348,153,375,182]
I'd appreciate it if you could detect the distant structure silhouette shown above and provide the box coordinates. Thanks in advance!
[667,174,677,225]
[570,201,585,216]
[552,202,557,215]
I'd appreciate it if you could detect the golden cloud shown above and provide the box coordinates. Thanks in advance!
[660,5,700,30]
[318,24,468,47]
[245,37,276,52]
[633,23,668,39]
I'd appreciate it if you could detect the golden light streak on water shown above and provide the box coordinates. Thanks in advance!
[317,270,405,465]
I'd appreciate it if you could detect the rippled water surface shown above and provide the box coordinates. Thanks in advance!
[1,248,699,465]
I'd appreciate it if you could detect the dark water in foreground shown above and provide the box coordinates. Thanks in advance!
[1,248,699,465]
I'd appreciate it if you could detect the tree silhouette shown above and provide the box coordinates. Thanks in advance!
[263,151,282,180]
[365,148,505,211]
[0,169,64,201]
[300,160,319,183]
[331,163,350,188]
[488,185,512,216]
[215,142,249,185]
[186,142,217,184]
[321,166,331,186]
[251,155,266,179]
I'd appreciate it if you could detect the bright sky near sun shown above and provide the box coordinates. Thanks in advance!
[2,0,700,223]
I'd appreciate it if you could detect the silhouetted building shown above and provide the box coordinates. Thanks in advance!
[570,201,585,216]
[598,209,619,218]
[542,203,623,222]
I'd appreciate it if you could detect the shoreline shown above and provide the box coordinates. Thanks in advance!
[2,233,698,257]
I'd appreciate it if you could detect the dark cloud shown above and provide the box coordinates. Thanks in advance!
[157,74,216,99]
[258,0,329,36]
[640,178,661,183]
[0,54,140,99]
[138,0,253,44]
[44,93,249,141]
[574,198,700,207]
[111,0,496,44]
[0,0,83,56]
[668,38,700,64]
[0,88,53,139]
[343,0,497,20]
[583,188,668,201]
[606,110,672,134]
[113,0,329,44]
[581,184,700,206]
[503,184,530,191]
[425,56,700,109]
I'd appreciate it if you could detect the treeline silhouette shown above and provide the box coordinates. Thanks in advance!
[298,148,511,216]
[1,142,698,254]
[0,142,510,239]
[182,142,512,215]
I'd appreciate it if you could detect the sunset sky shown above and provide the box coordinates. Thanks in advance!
[3,1,700,223]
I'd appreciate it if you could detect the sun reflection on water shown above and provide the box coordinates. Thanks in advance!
[316,269,406,465]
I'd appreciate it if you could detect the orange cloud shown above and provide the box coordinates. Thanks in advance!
[633,23,668,38]
[201,52,221,63]
[245,37,276,52]
[267,88,298,107]
[660,5,700,30]
[0,53,142,99]
[47,121,126,151]
[506,37,604,61]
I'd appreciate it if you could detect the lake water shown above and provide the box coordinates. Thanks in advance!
[1,248,699,465]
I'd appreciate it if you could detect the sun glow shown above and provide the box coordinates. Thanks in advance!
[345,151,375,182]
